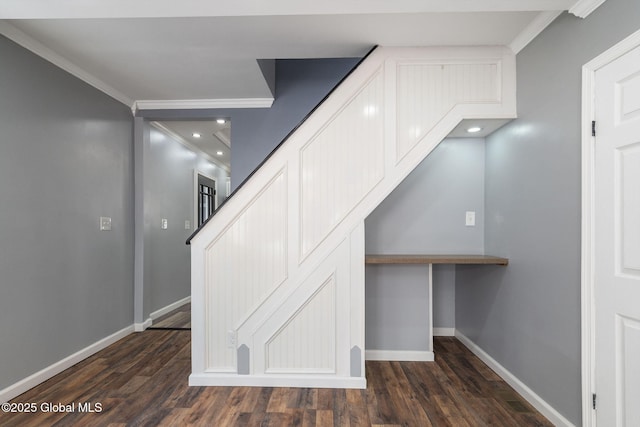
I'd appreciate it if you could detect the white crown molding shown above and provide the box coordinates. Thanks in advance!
[150,121,230,172]
[509,10,563,54]
[0,21,133,108]
[214,130,231,148]
[0,0,578,19]
[133,98,274,112]
[569,0,607,18]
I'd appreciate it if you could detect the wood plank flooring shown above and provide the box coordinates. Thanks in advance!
[148,304,191,330]
[1,329,552,426]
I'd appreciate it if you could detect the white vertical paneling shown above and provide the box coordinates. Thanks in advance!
[396,62,499,160]
[300,71,385,259]
[191,47,516,388]
[204,170,288,371]
[349,222,366,377]
[266,275,336,373]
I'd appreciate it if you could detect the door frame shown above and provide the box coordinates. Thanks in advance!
[581,28,640,427]
[193,169,218,229]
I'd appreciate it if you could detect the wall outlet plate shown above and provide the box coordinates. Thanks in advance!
[161,218,168,230]
[100,216,112,231]
[465,211,476,227]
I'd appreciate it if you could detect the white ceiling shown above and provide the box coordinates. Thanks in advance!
[0,0,592,111]
[154,120,232,170]
[1,0,598,166]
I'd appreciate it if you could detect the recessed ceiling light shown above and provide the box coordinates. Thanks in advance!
[467,126,482,133]
[216,151,224,156]
[192,132,201,138]
[216,119,226,124]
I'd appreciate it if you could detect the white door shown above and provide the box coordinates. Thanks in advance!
[594,43,640,426]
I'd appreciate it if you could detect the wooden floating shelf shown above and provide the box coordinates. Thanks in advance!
[365,254,509,266]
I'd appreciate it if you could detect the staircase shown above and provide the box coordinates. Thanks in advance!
[189,46,516,388]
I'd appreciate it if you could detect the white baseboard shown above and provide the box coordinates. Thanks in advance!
[433,327,455,336]
[189,373,366,389]
[455,331,575,427]
[150,296,191,320]
[134,318,152,332]
[0,325,134,404]
[365,350,434,362]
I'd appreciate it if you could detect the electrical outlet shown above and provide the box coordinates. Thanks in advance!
[161,218,168,230]
[465,211,476,227]
[100,216,112,231]
[184,220,191,230]
[227,330,237,348]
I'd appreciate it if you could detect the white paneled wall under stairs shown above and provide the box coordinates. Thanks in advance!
[189,46,516,388]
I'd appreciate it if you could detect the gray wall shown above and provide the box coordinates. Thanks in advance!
[137,58,361,191]
[455,0,640,424]
[143,124,229,318]
[365,138,484,351]
[0,36,134,390]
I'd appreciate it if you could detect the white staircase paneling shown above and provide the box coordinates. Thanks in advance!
[204,169,288,371]
[265,275,336,373]
[300,72,385,259]
[397,62,500,161]
[190,46,516,388]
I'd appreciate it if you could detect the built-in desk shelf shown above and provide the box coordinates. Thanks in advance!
[364,254,508,362]
[365,254,508,265]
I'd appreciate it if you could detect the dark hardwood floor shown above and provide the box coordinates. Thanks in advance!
[148,303,191,330]
[1,313,552,426]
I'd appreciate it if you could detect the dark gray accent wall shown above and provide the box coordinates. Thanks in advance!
[137,58,361,191]
[143,124,229,318]
[230,58,361,188]
[455,0,640,424]
[365,138,485,351]
[0,36,134,390]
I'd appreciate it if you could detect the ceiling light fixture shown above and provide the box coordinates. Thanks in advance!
[216,119,226,124]
[192,132,201,138]
[467,126,482,133]
[216,151,224,156]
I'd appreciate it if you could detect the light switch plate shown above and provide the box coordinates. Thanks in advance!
[185,220,191,230]
[465,211,476,227]
[100,216,112,231]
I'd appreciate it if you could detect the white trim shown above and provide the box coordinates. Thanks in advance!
[133,98,274,111]
[581,28,640,427]
[509,10,563,54]
[189,373,366,389]
[0,325,134,403]
[0,0,582,19]
[569,0,608,18]
[149,121,230,172]
[134,318,153,332]
[455,331,575,427]
[365,350,435,362]
[433,327,455,336]
[150,296,191,320]
[0,21,133,108]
